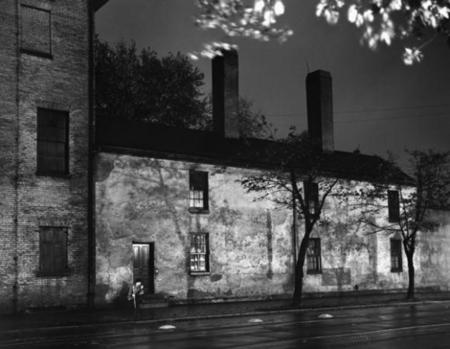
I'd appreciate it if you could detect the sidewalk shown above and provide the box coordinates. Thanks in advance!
[1,290,450,333]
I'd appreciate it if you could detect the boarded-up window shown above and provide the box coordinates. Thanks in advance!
[304,181,319,215]
[37,108,69,175]
[39,227,68,276]
[390,238,403,272]
[388,190,400,222]
[189,171,208,212]
[189,233,209,273]
[21,5,52,57]
[306,238,322,274]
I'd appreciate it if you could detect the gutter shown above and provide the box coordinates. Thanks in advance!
[87,0,96,308]
[12,0,21,313]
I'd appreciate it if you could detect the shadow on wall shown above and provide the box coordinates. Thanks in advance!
[113,281,131,305]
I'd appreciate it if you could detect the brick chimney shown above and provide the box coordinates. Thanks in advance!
[212,49,239,138]
[306,70,334,152]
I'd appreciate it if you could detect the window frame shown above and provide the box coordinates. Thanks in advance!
[38,226,69,277]
[388,190,400,223]
[306,237,322,275]
[303,181,319,215]
[36,108,69,177]
[20,4,53,59]
[188,170,209,213]
[390,238,403,273]
[189,232,210,275]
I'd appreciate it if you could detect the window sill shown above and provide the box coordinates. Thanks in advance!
[189,271,210,276]
[188,208,209,214]
[36,172,71,179]
[306,270,322,275]
[390,269,403,273]
[20,48,53,60]
[36,270,71,278]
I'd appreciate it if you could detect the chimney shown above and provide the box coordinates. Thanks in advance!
[212,49,239,138]
[306,70,334,152]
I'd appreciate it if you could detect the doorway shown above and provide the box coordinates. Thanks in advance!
[132,242,155,294]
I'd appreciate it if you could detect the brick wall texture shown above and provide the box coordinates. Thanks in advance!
[0,0,90,312]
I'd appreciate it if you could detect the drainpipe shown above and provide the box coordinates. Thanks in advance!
[12,0,21,314]
[292,192,297,285]
[87,0,96,308]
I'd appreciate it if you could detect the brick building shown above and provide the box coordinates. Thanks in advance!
[0,0,105,313]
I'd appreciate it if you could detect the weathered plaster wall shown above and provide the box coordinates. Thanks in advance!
[415,210,450,290]
[304,186,450,293]
[95,153,450,303]
[302,184,379,293]
[95,154,294,303]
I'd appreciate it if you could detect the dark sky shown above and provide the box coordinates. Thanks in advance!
[96,0,450,168]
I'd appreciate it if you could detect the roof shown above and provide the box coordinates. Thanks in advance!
[95,116,413,185]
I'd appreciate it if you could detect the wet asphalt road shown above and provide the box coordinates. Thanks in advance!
[2,302,450,348]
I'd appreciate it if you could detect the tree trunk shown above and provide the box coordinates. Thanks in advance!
[293,233,310,306]
[405,249,415,300]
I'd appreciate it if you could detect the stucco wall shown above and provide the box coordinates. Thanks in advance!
[415,210,450,290]
[95,152,450,303]
[95,153,294,303]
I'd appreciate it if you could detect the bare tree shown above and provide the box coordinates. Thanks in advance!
[241,131,343,306]
[357,150,450,299]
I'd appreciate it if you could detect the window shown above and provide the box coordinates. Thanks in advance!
[189,171,208,212]
[37,108,69,176]
[390,238,403,272]
[304,181,319,215]
[189,233,210,274]
[39,227,68,277]
[388,190,400,222]
[306,238,322,274]
[21,5,52,57]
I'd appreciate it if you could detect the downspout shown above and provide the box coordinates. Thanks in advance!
[13,0,20,314]
[87,0,96,308]
[292,191,297,287]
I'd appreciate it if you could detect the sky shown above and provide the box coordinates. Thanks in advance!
[95,0,450,169]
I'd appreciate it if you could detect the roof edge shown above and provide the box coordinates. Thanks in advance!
[95,117,413,186]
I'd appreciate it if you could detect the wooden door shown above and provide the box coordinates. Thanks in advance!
[132,243,154,294]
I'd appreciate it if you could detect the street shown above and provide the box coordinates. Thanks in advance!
[2,302,450,348]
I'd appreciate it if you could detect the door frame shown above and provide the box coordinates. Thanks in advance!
[132,241,155,294]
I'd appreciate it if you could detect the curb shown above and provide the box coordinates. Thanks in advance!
[2,299,450,335]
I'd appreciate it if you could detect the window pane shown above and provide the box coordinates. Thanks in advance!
[37,109,68,175]
[190,171,207,190]
[388,190,400,222]
[21,5,51,55]
[39,227,68,276]
[190,233,209,273]
[390,238,402,272]
[38,127,66,142]
[189,171,208,210]
[304,181,319,214]
[307,238,321,274]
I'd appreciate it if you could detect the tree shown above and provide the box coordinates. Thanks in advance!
[241,131,343,305]
[95,38,273,137]
[193,0,450,64]
[357,150,450,299]
[222,96,275,138]
[315,0,450,65]
[95,38,209,129]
